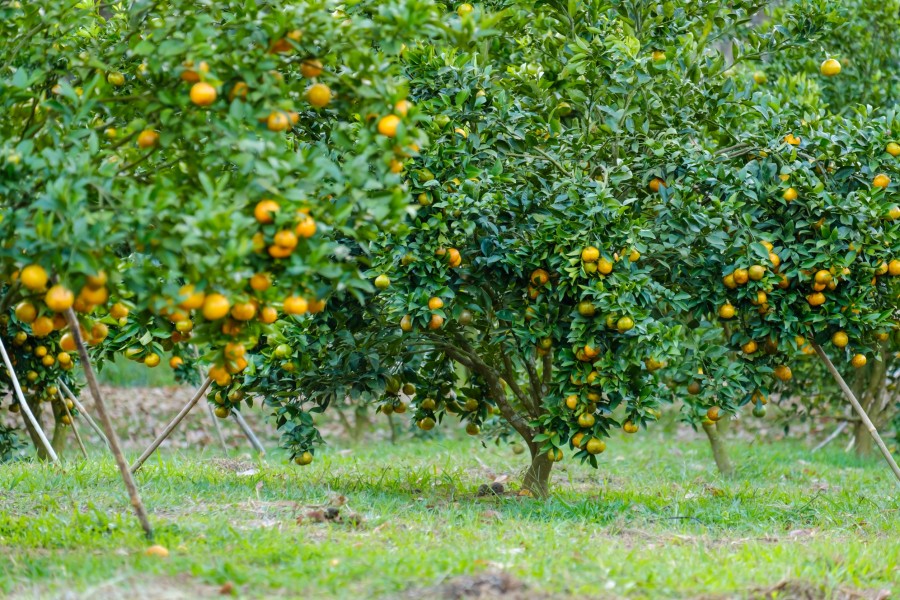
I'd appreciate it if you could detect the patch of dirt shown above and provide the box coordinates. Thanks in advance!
[411,572,554,600]
[11,573,221,600]
[698,580,891,600]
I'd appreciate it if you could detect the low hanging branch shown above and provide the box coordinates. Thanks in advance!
[64,308,154,538]
[811,342,900,487]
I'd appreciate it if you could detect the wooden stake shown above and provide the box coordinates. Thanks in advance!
[64,308,153,538]
[232,410,265,456]
[58,389,88,460]
[0,336,58,461]
[58,379,110,450]
[130,376,213,474]
[812,342,900,487]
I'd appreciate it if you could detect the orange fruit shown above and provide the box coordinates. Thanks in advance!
[31,316,54,337]
[259,306,278,324]
[79,285,108,306]
[202,293,230,320]
[20,264,48,291]
[741,340,757,354]
[820,58,841,76]
[169,357,184,369]
[250,273,271,292]
[394,100,412,117]
[832,331,849,348]
[748,265,765,281]
[45,285,74,312]
[254,199,280,223]
[267,111,290,132]
[144,353,161,368]
[718,303,735,319]
[229,81,249,101]
[428,297,444,310]
[284,295,309,315]
[428,314,444,330]
[137,129,159,149]
[597,258,613,275]
[733,268,749,285]
[145,545,170,558]
[723,273,736,289]
[400,315,413,332]
[807,292,825,307]
[873,173,891,189]
[581,246,600,263]
[268,244,293,258]
[231,302,257,321]
[178,285,206,310]
[851,353,867,368]
[60,332,76,352]
[306,83,332,108]
[189,82,217,106]
[295,215,316,238]
[783,187,797,201]
[300,58,323,78]
[15,301,37,323]
[530,268,550,286]
[773,365,792,381]
[649,177,666,193]
[274,229,298,249]
[377,114,401,137]
[623,420,639,434]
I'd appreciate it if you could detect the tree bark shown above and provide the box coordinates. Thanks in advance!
[522,447,553,498]
[21,399,50,461]
[702,421,734,476]
[50,411,67,455]
[853,421,874,457]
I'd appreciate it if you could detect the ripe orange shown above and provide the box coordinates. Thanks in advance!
[851,354,867,368]
[733,268,749,285]
[446,248,462,267]
[169,357,183,369]
[250,273,271,292]
[145,545,170,558]
[889,260,900,276]
[202,293,230,320]
[649,177,666,193]
[565,395,578,410]
[741,340,757,354]
[14,301,37,324]
[254,199,280,223]
[60,332,76,352]
[873,173,891,188]
[718,303,735,319]
[31,316,54,337]
[231,302,257,321]
[295,215,316,238]
[783,187,797,201]
[306,83,332,108]
[457,3,474,16]
[295,451,313,466]
[820,58,841,76]
[807,292,826,306]
[428,314,444,330]
[144,353,161,368]
[259,306,278,324]
[178,284,206,310]
[189,82,217,106]
[723,273,737,289]
[577,301,595,317]
[597,258,613,275]
[394,100,413,117]
[284,295,309,315]
[623,420,639,434]
[107,71,125,86]
[773,365,792,381]
[616,316,634,332]
[274,229,298,249]
[577,412,595,428]
[400,314,413,332]
[79,285,108,305]
[45,285,74,313]
[137,129,159,149]
[20,264,48,291]
[586,438,605,454]
[748,265,765,281]
[229,81,249,101]
[300,58,323,78]
[267,111,291,132]
[377,114,401,137]
[268,244,292,258]
[530,268,550,286]
[428,297,444,310]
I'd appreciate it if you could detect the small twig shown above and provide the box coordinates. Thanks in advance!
[59,390,88,460]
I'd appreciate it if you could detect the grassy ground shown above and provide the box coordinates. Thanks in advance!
[1,424,898,599]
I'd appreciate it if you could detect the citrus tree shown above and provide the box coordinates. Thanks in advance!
[219,0,844,496]
[0,0,441,534]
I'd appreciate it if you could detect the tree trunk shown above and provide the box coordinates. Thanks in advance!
[21,399,51,461]
[522,448,553,498]
[702,421,733,476]
[852,347,892,458]
[50,411,68,455]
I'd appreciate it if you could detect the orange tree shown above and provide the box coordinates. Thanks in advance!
[0,0,441,534]
[227,0,842,496]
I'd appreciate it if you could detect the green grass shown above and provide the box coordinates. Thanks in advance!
[96,355,176,388]
[1,432,898,599]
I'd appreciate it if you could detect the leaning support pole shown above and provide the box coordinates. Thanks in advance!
[130,376,213,474]
[812,342,900,487]
[64,309,154,538]
[232,410,265,456]
[0,336,58,462]
[58,379,110,450]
